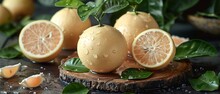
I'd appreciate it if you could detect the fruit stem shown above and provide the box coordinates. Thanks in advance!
[131,5,137,15]
[95,16,101,27]
[94,12,104,27]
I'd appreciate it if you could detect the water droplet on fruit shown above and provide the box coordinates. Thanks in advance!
[89,62,93,65]
[112,50,116,54]
[145,25,149,28]
[104,54,109,58]
[96,30,101,34]
[127,34,132,37]
[86,59,89,62]
[93,54,98,59]
[85,49,89,55]
[91,37,94,40]
[90,47,93,50]
[97,42,100,46]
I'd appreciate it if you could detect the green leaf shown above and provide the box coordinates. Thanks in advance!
[174,39,217,60]
[62,58,89,73]
[162,13,177,31]
[127,0,143,4]
[146,0,164,28]
[20,16,33,26]
[13,44,21,52]
[121,68,152,80]
[0,23,22,37]
[0,44,21,59]
[78,5,96,21]
[202,0,220,16]
[55,0,84,8]
[34,14,52,20]
[77,1,104,22]
[196,12,220,19]
[218,72,220,79]
[189,71,219,91]
[164,0,199,13]
[62,82,89,94]
[103,0,129,13]
[162,0,199,31]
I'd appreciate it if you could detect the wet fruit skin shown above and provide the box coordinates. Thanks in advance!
[114,11,159,53]
[77,25,128,73]
[2,0,34,21]
[51,8,91,49]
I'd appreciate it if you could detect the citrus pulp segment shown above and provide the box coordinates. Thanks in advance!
[132,29,176,70]
[19,73,44,88]
[0,63,21,78]
[19,20,64,62]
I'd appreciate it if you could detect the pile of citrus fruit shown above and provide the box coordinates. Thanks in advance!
[17,8,188,71]
[0,0,190,88]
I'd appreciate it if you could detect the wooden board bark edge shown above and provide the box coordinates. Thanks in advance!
[59,53,192,93]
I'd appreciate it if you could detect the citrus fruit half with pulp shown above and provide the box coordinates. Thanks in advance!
[132,29,176,70]
[0,63,21,78]
[19,20,64,62]
[114,11,159,53]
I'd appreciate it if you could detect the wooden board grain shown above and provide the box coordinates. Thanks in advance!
[59,52,192,93]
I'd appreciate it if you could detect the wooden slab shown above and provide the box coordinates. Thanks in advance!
[59,52,191,93]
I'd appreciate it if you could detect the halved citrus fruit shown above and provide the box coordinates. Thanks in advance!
[19,20,64,62]
[171,35,189,47]
[132,29,176,70]
[0,63,21,78]
[19,73,44,88]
